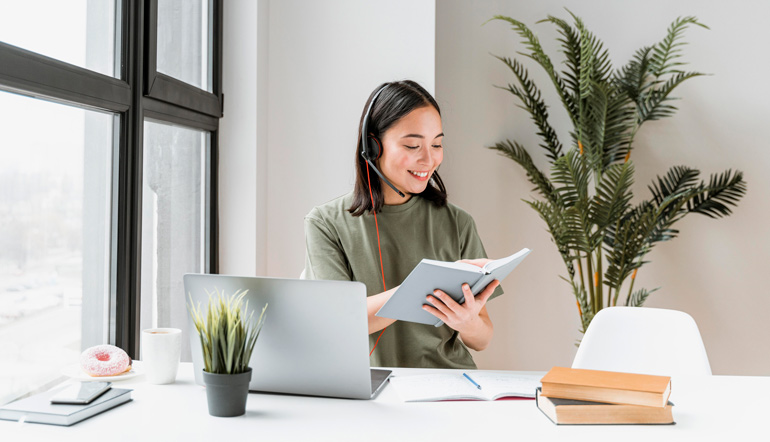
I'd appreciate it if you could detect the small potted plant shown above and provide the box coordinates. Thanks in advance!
[188,289,268,417]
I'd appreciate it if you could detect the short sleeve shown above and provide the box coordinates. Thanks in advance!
[303,214,353,282]
[459,215,505,300]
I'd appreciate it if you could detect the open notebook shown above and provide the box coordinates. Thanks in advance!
[388,372,541,402]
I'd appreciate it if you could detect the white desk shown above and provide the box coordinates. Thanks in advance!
[2,363,766,441]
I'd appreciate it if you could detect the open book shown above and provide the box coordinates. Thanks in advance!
[389,372,541,402]
[376,248,531,326]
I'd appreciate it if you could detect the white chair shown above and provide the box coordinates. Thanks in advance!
[572,307,712,377]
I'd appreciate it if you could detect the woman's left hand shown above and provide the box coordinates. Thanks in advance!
[422,279,500,334]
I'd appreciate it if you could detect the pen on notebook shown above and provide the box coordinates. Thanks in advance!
[463,373,482,390]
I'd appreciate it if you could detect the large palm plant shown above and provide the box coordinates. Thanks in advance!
[488,12,747,333]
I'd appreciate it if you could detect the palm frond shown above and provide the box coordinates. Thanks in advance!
[492,55,564,162]
[580,80,609,171]
[568,10,612,94]
[615,46,655,101]
[600,88,636,167]
[603,202,657,289]
[552,149,590,207]
[591,162,634,229]
[648,165,701,206]
[489,15,576,125]
[637,71,704,123]
[538,15,580,120]
[579,81,635,170]
[626,287,659,307]
[650,16,708,77]
[687,169,747,218]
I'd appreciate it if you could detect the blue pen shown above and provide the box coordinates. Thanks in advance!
[463,372,482,390]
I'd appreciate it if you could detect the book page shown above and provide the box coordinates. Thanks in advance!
[471,373,541,399]
[421,259,483,273]
[388,372,542,402]
[483,248,531,273]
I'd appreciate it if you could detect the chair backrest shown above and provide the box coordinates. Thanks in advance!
[572,307,712,377]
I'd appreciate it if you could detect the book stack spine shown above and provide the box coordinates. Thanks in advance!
[536,367,674,425]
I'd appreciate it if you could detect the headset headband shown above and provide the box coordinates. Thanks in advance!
[361,84,389,161]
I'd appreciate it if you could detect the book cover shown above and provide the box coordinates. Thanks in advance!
[536,388,675,425]
[540,367,671,408]
[0,386,132,426]
[376,248,531,326]
[388,372,541,402]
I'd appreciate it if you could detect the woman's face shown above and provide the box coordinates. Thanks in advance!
[377,105,444,204]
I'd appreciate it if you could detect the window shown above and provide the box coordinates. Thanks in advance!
[0,0,222,405]
[0,92,115,405]
[0,0,119,78]
[156,0,212,92]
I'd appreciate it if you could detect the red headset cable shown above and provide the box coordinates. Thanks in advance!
[366,164,389,356]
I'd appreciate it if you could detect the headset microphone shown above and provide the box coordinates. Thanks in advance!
[362,156,405,198]
[361,85,406,198]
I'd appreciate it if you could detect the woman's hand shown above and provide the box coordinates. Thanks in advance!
[422,279,499,350]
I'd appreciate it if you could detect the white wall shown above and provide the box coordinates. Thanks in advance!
[436,0,770,375]
[219,0,258,276]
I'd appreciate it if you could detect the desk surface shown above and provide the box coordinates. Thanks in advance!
[2,363,766,441]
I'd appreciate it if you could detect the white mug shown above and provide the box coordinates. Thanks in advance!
[141,328,181,384]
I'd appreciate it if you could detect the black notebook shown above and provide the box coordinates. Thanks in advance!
[0,386,132,426]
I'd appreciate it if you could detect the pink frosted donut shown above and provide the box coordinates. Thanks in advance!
[80,345,132,377]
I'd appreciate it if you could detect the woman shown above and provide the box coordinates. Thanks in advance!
[303,80,502,369]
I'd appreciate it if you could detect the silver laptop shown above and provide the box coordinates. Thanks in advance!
[183,274,391,399]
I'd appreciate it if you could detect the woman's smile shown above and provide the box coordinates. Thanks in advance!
[408,170,431,180]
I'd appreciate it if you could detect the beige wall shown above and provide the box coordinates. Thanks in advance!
[436,0,770,375]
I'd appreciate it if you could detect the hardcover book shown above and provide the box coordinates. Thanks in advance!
[536,388,675,425]
[540,367,672,408]
[376,248,531,326]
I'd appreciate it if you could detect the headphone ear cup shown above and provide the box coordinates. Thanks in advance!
[367,135,382,160]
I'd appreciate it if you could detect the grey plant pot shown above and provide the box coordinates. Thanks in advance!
[202,368,252,417]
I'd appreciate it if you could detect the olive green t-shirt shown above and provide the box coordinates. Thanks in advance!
[303,192,503,369]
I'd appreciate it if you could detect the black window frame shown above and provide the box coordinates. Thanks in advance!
[0,0,222,359]
[145,0,222,117]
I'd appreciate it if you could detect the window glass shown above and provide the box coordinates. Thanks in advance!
[0,0,119,78]
[140,120,208,362]
[0,91,114,405]
[156,0,213,91]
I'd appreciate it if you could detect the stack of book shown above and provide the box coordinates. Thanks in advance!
[536,366,674,425]
[0,386,132,426]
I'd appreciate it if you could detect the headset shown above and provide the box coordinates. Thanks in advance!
[361,83,404,356]
[361,84,406,199]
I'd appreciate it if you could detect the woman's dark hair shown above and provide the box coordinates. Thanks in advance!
[348,80,447,216]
